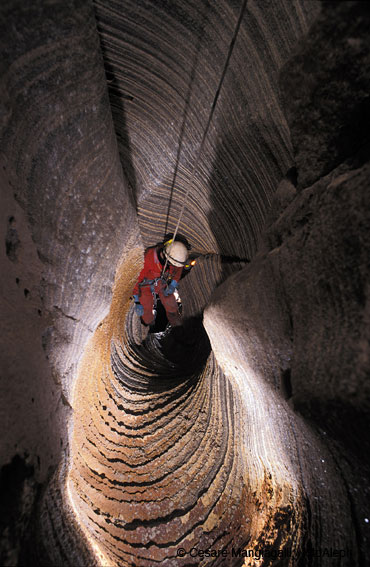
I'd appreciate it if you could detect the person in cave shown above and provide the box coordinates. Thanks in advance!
[132,237,190,328]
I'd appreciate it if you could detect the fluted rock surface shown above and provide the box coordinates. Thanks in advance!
[1,0,369,566]
[93,0,319,261]
[65,249,250,566]
[1,1,139,563]
[1,0,139,398]
[204,160,370,564]
[205,3,370,563]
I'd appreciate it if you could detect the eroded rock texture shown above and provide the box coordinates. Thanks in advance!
[1,0,369,566]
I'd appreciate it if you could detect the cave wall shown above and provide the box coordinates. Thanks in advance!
[0,0,141,396]
[1,0,370,566]
[93,0,320,258]
[205,2,370,563]
[1,1,140,564]
[91,0,322,320]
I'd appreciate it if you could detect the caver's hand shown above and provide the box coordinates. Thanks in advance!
[133,295,144,316]
[163,279,177,296]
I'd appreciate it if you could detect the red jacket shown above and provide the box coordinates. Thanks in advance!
[132,246,183,296]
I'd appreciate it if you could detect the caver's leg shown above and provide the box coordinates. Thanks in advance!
[139,286,156,325]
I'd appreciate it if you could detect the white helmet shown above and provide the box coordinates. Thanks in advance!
[164,240,188,267]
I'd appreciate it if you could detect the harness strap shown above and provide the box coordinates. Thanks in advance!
[139,273,171,288]
[138,278,156,287]
[139,276,172,298]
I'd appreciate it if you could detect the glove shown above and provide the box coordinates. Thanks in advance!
[163,279,177,297]
[135,303,144,316]
[133,295,144,316]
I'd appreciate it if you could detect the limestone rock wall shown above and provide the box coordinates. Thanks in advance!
[63,249,249,566]
[93,0,320,261]
[1,1,369,566]
[279,1,370,190]
[205,2,370,564]
[1,0,140,398]
[1,1,140,564]
[204,161,370,563]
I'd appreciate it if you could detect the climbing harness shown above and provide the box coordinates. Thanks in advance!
[139,276,166,302]
[163,0,248,276]
[139,277,162,291]
[138,278,161,323]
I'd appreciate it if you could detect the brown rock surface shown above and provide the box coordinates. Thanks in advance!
[1,1,369,566]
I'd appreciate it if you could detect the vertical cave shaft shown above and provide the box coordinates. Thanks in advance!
[1,1,369,566]
[68,250,250,565]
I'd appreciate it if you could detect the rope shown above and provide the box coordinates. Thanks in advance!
[166,0,248,260]
[164,4,208,237]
